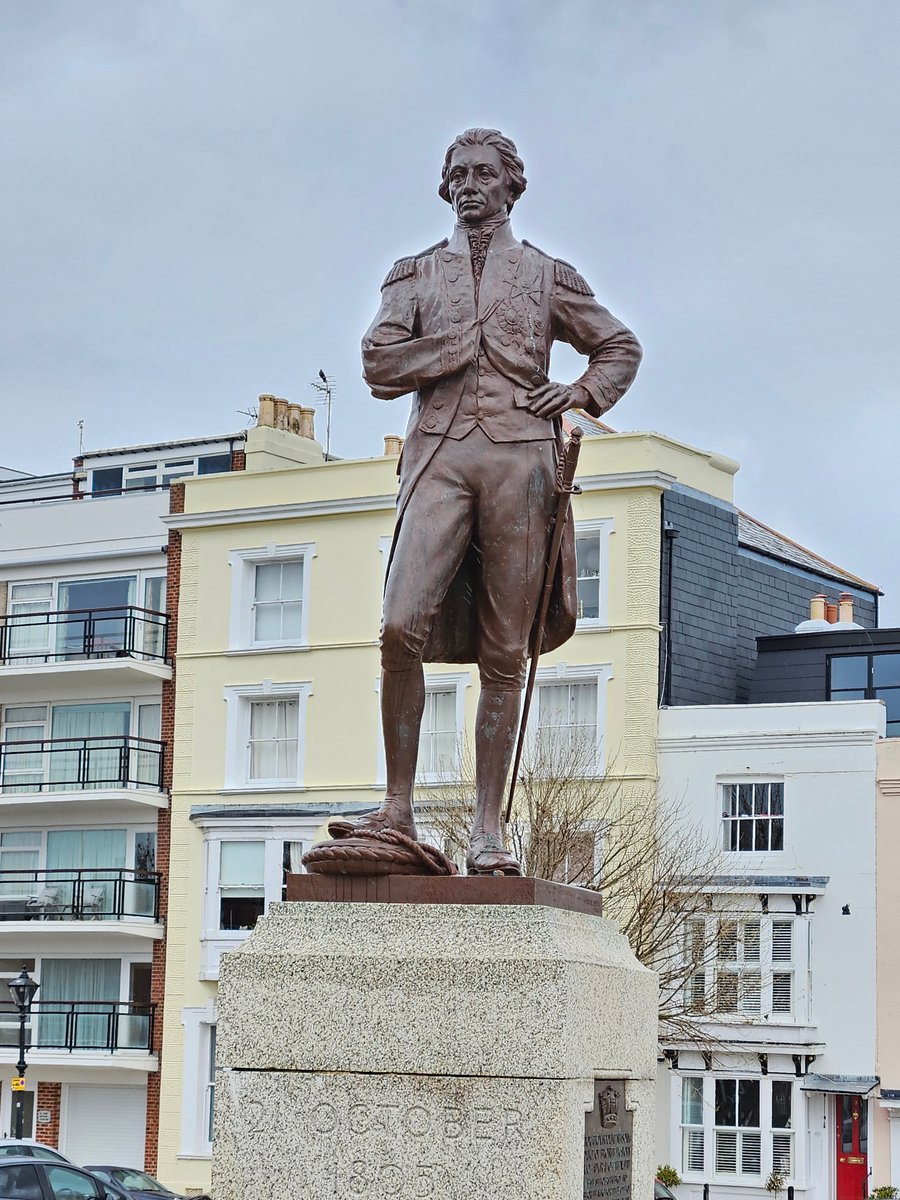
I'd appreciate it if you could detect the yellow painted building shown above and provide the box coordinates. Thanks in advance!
[155,404,737,1193]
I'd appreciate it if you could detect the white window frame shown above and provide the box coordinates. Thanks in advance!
[374,671,471,788]
[681,907,801,1022]
[574,517,614,630]
[180,1002,218,1158]
[222,681,312,791]
[720,777,785,854]
[227,543,316,651]
[195,813,322,978]
[529,662,613,776]
[678,1073,797,1184]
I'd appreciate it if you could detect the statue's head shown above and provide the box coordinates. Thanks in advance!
[438,128,527,222]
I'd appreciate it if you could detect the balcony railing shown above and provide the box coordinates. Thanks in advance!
[0,1001,155,1053]
[0,735,165,794]
[0,605,168,665]
[0,867,161,921]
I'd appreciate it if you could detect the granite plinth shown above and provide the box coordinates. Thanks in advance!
[212,898,657,1200]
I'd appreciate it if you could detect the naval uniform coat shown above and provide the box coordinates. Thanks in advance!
[362,221,642,665]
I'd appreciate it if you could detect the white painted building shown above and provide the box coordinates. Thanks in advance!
[0,434,240,1164]
[656,700,885,1200]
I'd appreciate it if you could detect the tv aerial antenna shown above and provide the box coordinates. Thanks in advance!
[309,369,335,457]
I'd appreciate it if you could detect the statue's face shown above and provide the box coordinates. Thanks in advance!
[446,143,514,223]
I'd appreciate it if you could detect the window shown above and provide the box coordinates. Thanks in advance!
[218,841,265,930]
[537,681,597,763]
[576,536,601,620]
[223,684,312,790]
[722,782,784,852]
[87,449,233,495]
[248,699,299,781]
[715,1078,761,1174]
[829,652,900,736]
[228,544,315,650]
[574,519,613,628]
[418,688,457,781]
[683,915,795,1019]
[206,1024,217,1143]
[252,561,304,644]
[716,919,761,1014]
[530,664,612,775]
[196,816,318,977]
[681,1076,794,1180]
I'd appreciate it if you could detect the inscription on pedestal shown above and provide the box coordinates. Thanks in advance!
[583,1079,633,1200]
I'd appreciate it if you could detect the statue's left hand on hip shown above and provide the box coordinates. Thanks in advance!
[526,381,590,419]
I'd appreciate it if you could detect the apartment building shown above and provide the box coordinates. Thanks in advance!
[0,432,241,1165]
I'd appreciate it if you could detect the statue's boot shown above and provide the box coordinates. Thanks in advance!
[327,805,418,842]
[466,831,523,876]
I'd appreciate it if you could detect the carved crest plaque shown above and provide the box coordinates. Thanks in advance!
[584,1078,633,1200]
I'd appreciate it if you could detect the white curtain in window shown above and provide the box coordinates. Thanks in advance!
[37,958,120,1049]
[49,703,130,790]
[1,713,47,792]
[47,829,127,918]
[132,703,162,787]
[248,699,298,780]
[0,832,40,900]
[7,583,52,660]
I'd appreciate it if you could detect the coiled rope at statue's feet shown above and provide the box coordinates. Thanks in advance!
[302,827,459,877]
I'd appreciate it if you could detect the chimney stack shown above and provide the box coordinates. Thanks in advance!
[256,395,316,442]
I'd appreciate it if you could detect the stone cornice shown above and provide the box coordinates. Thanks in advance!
[658,731,879,753]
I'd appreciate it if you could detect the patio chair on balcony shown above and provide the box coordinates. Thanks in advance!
[26,886,66,919]
[82,884,106,919]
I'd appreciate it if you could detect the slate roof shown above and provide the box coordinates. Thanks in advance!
[737,510,880,594]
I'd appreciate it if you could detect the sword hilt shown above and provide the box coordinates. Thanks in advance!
[555,426,583,493]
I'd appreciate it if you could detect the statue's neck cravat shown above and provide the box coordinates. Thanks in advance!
[459,214,508,288]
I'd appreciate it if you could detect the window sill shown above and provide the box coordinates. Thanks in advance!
[575,620,610,633]
[224,644,310,655]
[218,785,305,795]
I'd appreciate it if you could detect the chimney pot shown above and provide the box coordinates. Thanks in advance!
[257,394,277,428]
[825,602,838,624]
[809,594,827,622]
[384,435,404,456]
[838,592,854,624]
[297,407,316,441]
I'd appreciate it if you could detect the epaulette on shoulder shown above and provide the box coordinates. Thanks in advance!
[553,258,594,297]
[381,239,449,288]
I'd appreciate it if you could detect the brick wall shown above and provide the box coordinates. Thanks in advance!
[35,1082,61,1148]
[230,448,246,471]
[144,482,184,1173]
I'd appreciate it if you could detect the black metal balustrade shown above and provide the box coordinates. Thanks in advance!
[0,1001,155,1053]
[0,605,168,665]
[0,735,165,793]
[0,867,161,921]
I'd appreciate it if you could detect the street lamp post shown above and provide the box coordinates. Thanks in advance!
[7,965,39,1141]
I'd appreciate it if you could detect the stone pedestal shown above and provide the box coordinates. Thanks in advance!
[212,885,657,1200]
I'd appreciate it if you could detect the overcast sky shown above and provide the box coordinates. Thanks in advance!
[2,1,898,618]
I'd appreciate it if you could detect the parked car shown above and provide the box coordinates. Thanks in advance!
[84,1167,209,1200]
[0,1155,126,1199]
[655,1181,678,1200]
[0,1142,73,1165]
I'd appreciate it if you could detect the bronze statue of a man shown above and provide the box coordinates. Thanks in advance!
[350,128,641,875]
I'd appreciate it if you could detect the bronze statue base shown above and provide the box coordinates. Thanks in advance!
[286,871,603,914]
[302,828,458,877]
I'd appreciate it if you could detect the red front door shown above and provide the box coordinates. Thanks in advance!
[836,1095,868,1200]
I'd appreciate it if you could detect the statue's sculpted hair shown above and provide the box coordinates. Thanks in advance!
[438,128,527,210]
